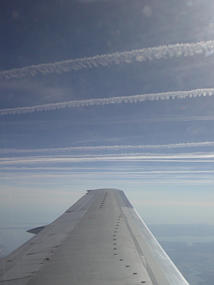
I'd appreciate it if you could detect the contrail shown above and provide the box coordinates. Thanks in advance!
[0,88,214,116]
[0,40,214,80]
[1,152,214,165]
[1,167,214,175]
[1,141,214,154]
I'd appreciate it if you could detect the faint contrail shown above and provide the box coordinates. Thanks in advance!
[0,40,214,80]
[1,167,214,174]
[0,88,214,116]
[1,141,214,154]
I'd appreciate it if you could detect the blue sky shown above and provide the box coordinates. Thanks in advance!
[1,0,214,231]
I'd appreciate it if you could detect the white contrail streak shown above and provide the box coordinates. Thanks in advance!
[1,88,214,116]
[1,152,214,165]
[0,40,214,80]
[1,141,214,154]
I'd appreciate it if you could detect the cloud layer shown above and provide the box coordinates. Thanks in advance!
[0,40,214,80]
[1,88,214,116]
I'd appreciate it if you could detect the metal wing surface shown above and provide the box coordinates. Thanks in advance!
[0,189,189,285]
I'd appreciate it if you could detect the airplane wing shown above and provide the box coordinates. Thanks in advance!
[0,189,189,285]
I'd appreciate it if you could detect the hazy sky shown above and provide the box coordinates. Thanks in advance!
[1,0,214,228]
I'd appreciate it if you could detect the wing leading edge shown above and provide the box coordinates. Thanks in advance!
[0,189,189,285]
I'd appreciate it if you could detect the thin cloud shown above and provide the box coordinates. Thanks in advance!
[0,88,214,116]
[155,115,214,122]
[0,40,214,80]
[1,141,214,154]
[1,169,214,186]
